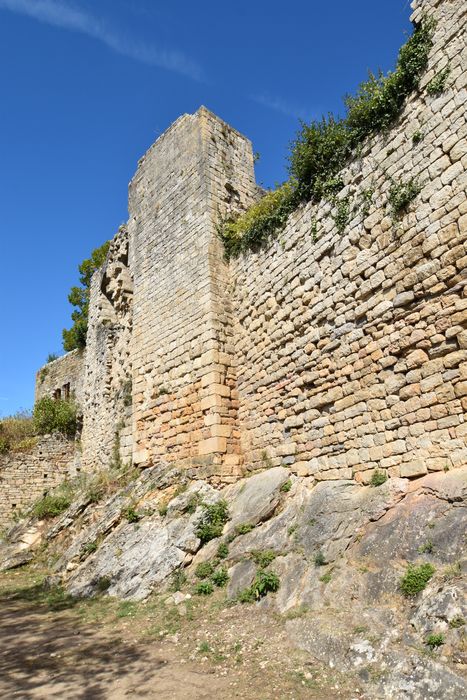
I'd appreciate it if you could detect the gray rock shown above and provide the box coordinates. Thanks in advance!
[222,467,290,534]
[227,559,256,599]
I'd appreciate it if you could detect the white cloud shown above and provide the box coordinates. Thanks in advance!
[0,0,203,80]
[252,93,313,121]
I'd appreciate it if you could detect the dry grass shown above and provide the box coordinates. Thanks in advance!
[0,411,36,454]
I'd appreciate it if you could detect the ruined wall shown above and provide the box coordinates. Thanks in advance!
[80,227,133,471]
[229,0,467,481]
[127,107,257,481]
[35,350,83,405]
[0,435,76,530]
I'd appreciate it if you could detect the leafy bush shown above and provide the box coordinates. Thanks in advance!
[32,493,71,519]
[280,479,292,493]
[218,182,296,258]
[238,569,280,603]
[63,240,110,351]
[388,177,422,218]
[194,580,214,596]
[320,573,332,584]
[252,550,277,569]
[370,469,388,487]
[33,396,77,437]
[426,65,450,96]
[400,563,435,596]
[216,542,229,559]
[218,16,434,256]
[449,616,465,629]
[333,196,351,234]
[426,633,444,649]
[122,506,140,523]
[46,353,59,363]
[96,576,112,592]
[195,500,229,544]
[314,551,326,567]
[235,522,254,536]
[211,567,229,588]
[81,540,98,555]
[169,569,187,592]
[195,562,214,579]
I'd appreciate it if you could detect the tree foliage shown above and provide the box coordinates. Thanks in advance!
[62,241,110,351]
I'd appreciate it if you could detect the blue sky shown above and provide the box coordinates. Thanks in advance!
[0,0,412,416]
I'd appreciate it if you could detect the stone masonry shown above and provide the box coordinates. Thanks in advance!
[32,0,466,487]
[0,435,76,530]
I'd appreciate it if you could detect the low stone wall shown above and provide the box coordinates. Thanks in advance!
[0,435,77,530]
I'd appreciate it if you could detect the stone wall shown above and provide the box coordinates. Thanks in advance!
[127,107,257,481]
[229,0,467,481]
[28,0,466,489]
[0,435,76,530]
[35,350,83,405]
[80,227,133,471]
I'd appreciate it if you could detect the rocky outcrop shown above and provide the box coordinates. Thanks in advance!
[1,466,465,698]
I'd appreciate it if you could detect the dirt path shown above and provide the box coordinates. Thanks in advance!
[0,568,362,699]
[0,598,234,699]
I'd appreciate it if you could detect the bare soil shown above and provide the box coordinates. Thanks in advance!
[0,567,363,699]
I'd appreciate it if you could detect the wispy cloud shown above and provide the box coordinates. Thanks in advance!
[252,93,314,121]
[0,0,203,80]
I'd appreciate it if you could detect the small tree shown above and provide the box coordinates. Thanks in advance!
[33,396,77,437]
[62,241,110,351]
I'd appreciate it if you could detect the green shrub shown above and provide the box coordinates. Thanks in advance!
[426,65,450,96]
[96,576,112,592]
[320,573,332,584]
[216,542,229,559]
[121,506,140,523]
[238,569,280,603]
[280,479,292,493]
[235,522,254,536]
[195,562,214,579]
[32,493,71,519]
[412,129,424,144]
[195,500,229,544]
[169,569,187,592]
[218,182,296,258]
[46,353,59,363]
[449,616,465,629]
[388,178,422,218]
[418,540,434,554]
[314,551,326,567]
[81,540,98,555]
[333,196,351,234]
[194,580,214,596]
[252,550,277,569]
[63,240,110,351]
[33,396,77,437]
[426,633,444,649]
[211,567,229,588]
[370,469,388,487]
[400,563,435,596]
